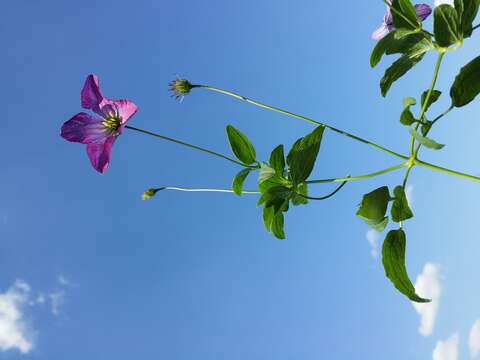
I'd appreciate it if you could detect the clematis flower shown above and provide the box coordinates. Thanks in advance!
[372,2,432,41]
[61,75,138,173]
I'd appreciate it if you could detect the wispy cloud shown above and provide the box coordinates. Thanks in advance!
[469,320,480,358]
[412,263,442,336]
[366,229,380,259]
[433,333,459,360]
[0,280,34,354]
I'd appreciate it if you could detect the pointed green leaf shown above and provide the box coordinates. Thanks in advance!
[226,125,257,165]
[287,126,325,185]
[434,4,461,48]
[408,127,445,149]
[421,90,442,112]
[380,42,429,96]
[370,32,428,68]
[450,55,480,107]
[357,186,391,232]
[262,205,275,232]
[269,145,285,175]
[382,229,430,302]
[272,212,285,240]
[232,168,251,196]
[391,186,414,222]
[391,0,422,30]
[455,0,480,37]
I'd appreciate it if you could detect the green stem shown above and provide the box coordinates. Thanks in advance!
[415,159,480,182]
[152,186,260,194]
[409,52,445,155]
[413,104,454,157]
[194,85,408,161]
[125,125,257,169]
[306,163,407,184]
[298,180,348,200]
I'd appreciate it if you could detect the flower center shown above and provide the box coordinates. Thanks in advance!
[102,115,121,135]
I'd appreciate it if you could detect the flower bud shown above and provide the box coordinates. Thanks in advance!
[142,188,160,201]
[169,78,193,100]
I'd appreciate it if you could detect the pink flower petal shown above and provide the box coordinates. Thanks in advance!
[81,74,104,112]
[61,112,108,144]
[86,136,116,174]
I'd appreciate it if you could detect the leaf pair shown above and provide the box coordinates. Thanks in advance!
[356,185,413,232]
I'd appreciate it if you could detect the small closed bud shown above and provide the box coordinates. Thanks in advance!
[169,78,193,100]
[142,188,160,201]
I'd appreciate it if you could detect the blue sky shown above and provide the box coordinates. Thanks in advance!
[1,1,480,359]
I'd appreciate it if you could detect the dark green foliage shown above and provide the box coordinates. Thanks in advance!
[391,0,421,31]
[450,55,480,107]
[232,168,251,196]
[226,125,257,165]
[391,186,414,222]
[287,126,325,186]
[421,90,442,112]
[382,229,430,302]
[434,4,461,48]
[357,186,391,232]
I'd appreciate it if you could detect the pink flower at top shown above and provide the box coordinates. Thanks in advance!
[61,75,138,173]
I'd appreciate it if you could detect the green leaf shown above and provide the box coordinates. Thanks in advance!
[380,44,429,96]
[356,186,391,232]
[258,163,276,184]
[421,90,442,112]
[258,186,292,214]
[450,55,480,107]
[262,205,275,232]
[370,31,426,68]
[391,0,421,30]
[286,126,325,185]
[232,168,251,196]
[434,4,461,48]
[291,183,309,206]
[455,0,480,37]
[408,127,445,149]
[271,212,285,240]
[400,97,417,126]
[391,186,414,222]
[269,145,286,175]
[226,125,257,165]
[364,217,390,232]
[382,229,430,302]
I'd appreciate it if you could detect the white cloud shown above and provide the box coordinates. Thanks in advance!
[0,280,34,354]
[366,229,380,258]
[412,263,442,336]
[469,320,480,358]
[433,333,459,360]
[49,291,65,317]
[435,0,455,6]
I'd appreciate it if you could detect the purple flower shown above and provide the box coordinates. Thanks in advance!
[372,3,432,41]
[61,75,138,173]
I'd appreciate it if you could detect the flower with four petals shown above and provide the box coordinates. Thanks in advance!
[61,75,138,173]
